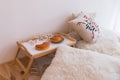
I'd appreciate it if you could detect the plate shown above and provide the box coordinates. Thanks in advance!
[50,37,64,43]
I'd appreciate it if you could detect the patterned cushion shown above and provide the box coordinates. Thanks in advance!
[69,12,100,43]
[72,12,96,20]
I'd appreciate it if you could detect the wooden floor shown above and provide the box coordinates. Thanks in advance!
[0,61,24,80]
[0,63,11,80]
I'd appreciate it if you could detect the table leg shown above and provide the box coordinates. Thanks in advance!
[22,58,34,80]
[73,44,76,48]
[12,48,20,64]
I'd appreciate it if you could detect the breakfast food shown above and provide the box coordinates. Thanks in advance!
[55,33,62,37]
[50,35,64,43]
[35,42,50,50]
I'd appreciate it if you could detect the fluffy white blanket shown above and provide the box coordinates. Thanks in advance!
[76,29,120,58]
[41,45,120,80]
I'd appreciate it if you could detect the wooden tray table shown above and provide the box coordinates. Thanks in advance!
[14,33,76,80]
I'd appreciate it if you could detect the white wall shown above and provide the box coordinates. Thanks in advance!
[0,0,117,64]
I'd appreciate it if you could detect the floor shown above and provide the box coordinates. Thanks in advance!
[0,63,11,80]
[0,53,54,80]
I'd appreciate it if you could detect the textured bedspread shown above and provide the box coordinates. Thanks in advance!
[76,29,120,59]
[41,45,120,80]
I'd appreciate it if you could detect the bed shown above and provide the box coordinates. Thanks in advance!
[41,45,120,80]
[40,28,120,80]
[75,28,120,59]
[40,13,120,80]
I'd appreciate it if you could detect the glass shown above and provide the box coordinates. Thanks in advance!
[34,33,40,40]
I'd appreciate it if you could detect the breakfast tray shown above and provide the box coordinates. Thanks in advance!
[14,33,76,80]
[16,33,76,58]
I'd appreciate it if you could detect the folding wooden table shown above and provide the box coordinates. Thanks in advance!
[14,33,76,80]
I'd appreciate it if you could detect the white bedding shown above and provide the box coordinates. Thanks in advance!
[41,45,120,80]
[76,29,120,58]
[41,29,120,80]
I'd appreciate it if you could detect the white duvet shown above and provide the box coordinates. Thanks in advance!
[41,45,120,80]
[76,29,120,58]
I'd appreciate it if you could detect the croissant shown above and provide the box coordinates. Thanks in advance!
[35,42,50,50]
[50,35,63,43]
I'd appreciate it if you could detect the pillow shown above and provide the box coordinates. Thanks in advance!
[69,12,100,43]
[72,12,96,20]
[68,12,96,33]
[67,31,82,41]
[41,45,120,80]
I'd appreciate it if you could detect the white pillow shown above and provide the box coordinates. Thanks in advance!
[69,12,100,43]
[41,45,120,80]
[72,12,96,20]
[67,31,82,41]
